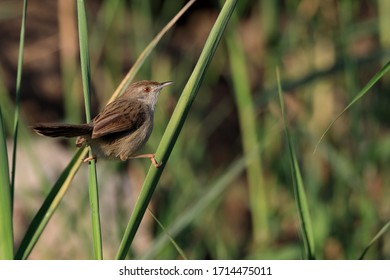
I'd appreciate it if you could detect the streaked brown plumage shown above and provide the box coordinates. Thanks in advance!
[33,80,172,167]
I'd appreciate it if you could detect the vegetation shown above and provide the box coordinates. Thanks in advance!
[0,0,389,259]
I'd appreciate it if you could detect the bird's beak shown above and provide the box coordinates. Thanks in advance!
[158,81,173,90]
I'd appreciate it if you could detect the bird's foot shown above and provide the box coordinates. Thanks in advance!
[76,137,87,147]
[83,155,97,163]
[131,153,162,168]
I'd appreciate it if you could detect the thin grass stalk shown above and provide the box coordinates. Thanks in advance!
[77,0,102,259]
[276,69,316,259]
[15,2,192,260]
[147,208,188,260]
[359,221,390,259]
[11,0,28,206]
[87,162,101,259]
[0,72,15,131]
[315,60,390,153]
[116,0,238,260]
[226,20,269,246]
[0,107,13,259]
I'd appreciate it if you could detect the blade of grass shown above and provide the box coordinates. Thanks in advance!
[359,220,390,260]
[0,107,13,259]
[15,148,88,260]
[86,161,101,259]
[1,0,26,261]
[11,0,27,206]
[116,0,237,260]
[226,16,269,246]
[77,0,102,260]
[147,208,187,260]
[276,68,316,259]
[314,60,390,153]
[17,0,193,260]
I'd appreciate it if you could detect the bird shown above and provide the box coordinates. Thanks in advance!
[32,80,173,167]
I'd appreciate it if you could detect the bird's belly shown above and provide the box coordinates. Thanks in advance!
[89,123,152,161]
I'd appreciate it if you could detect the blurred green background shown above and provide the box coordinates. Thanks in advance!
[1,0,390,259]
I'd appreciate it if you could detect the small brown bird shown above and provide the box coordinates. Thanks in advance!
[33,80,173,167]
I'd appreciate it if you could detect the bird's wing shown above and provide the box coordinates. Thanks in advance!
[91,99,147,139]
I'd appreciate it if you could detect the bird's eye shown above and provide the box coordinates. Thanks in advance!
[143,86,151,93]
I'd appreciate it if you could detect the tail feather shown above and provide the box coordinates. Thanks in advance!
[33,123,92,138]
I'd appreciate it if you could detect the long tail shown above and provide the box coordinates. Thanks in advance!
[32,123,93,138]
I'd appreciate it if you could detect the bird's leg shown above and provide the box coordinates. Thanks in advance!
[76,137,96,162]
[83,155,97,162]
[131,153,161,168]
